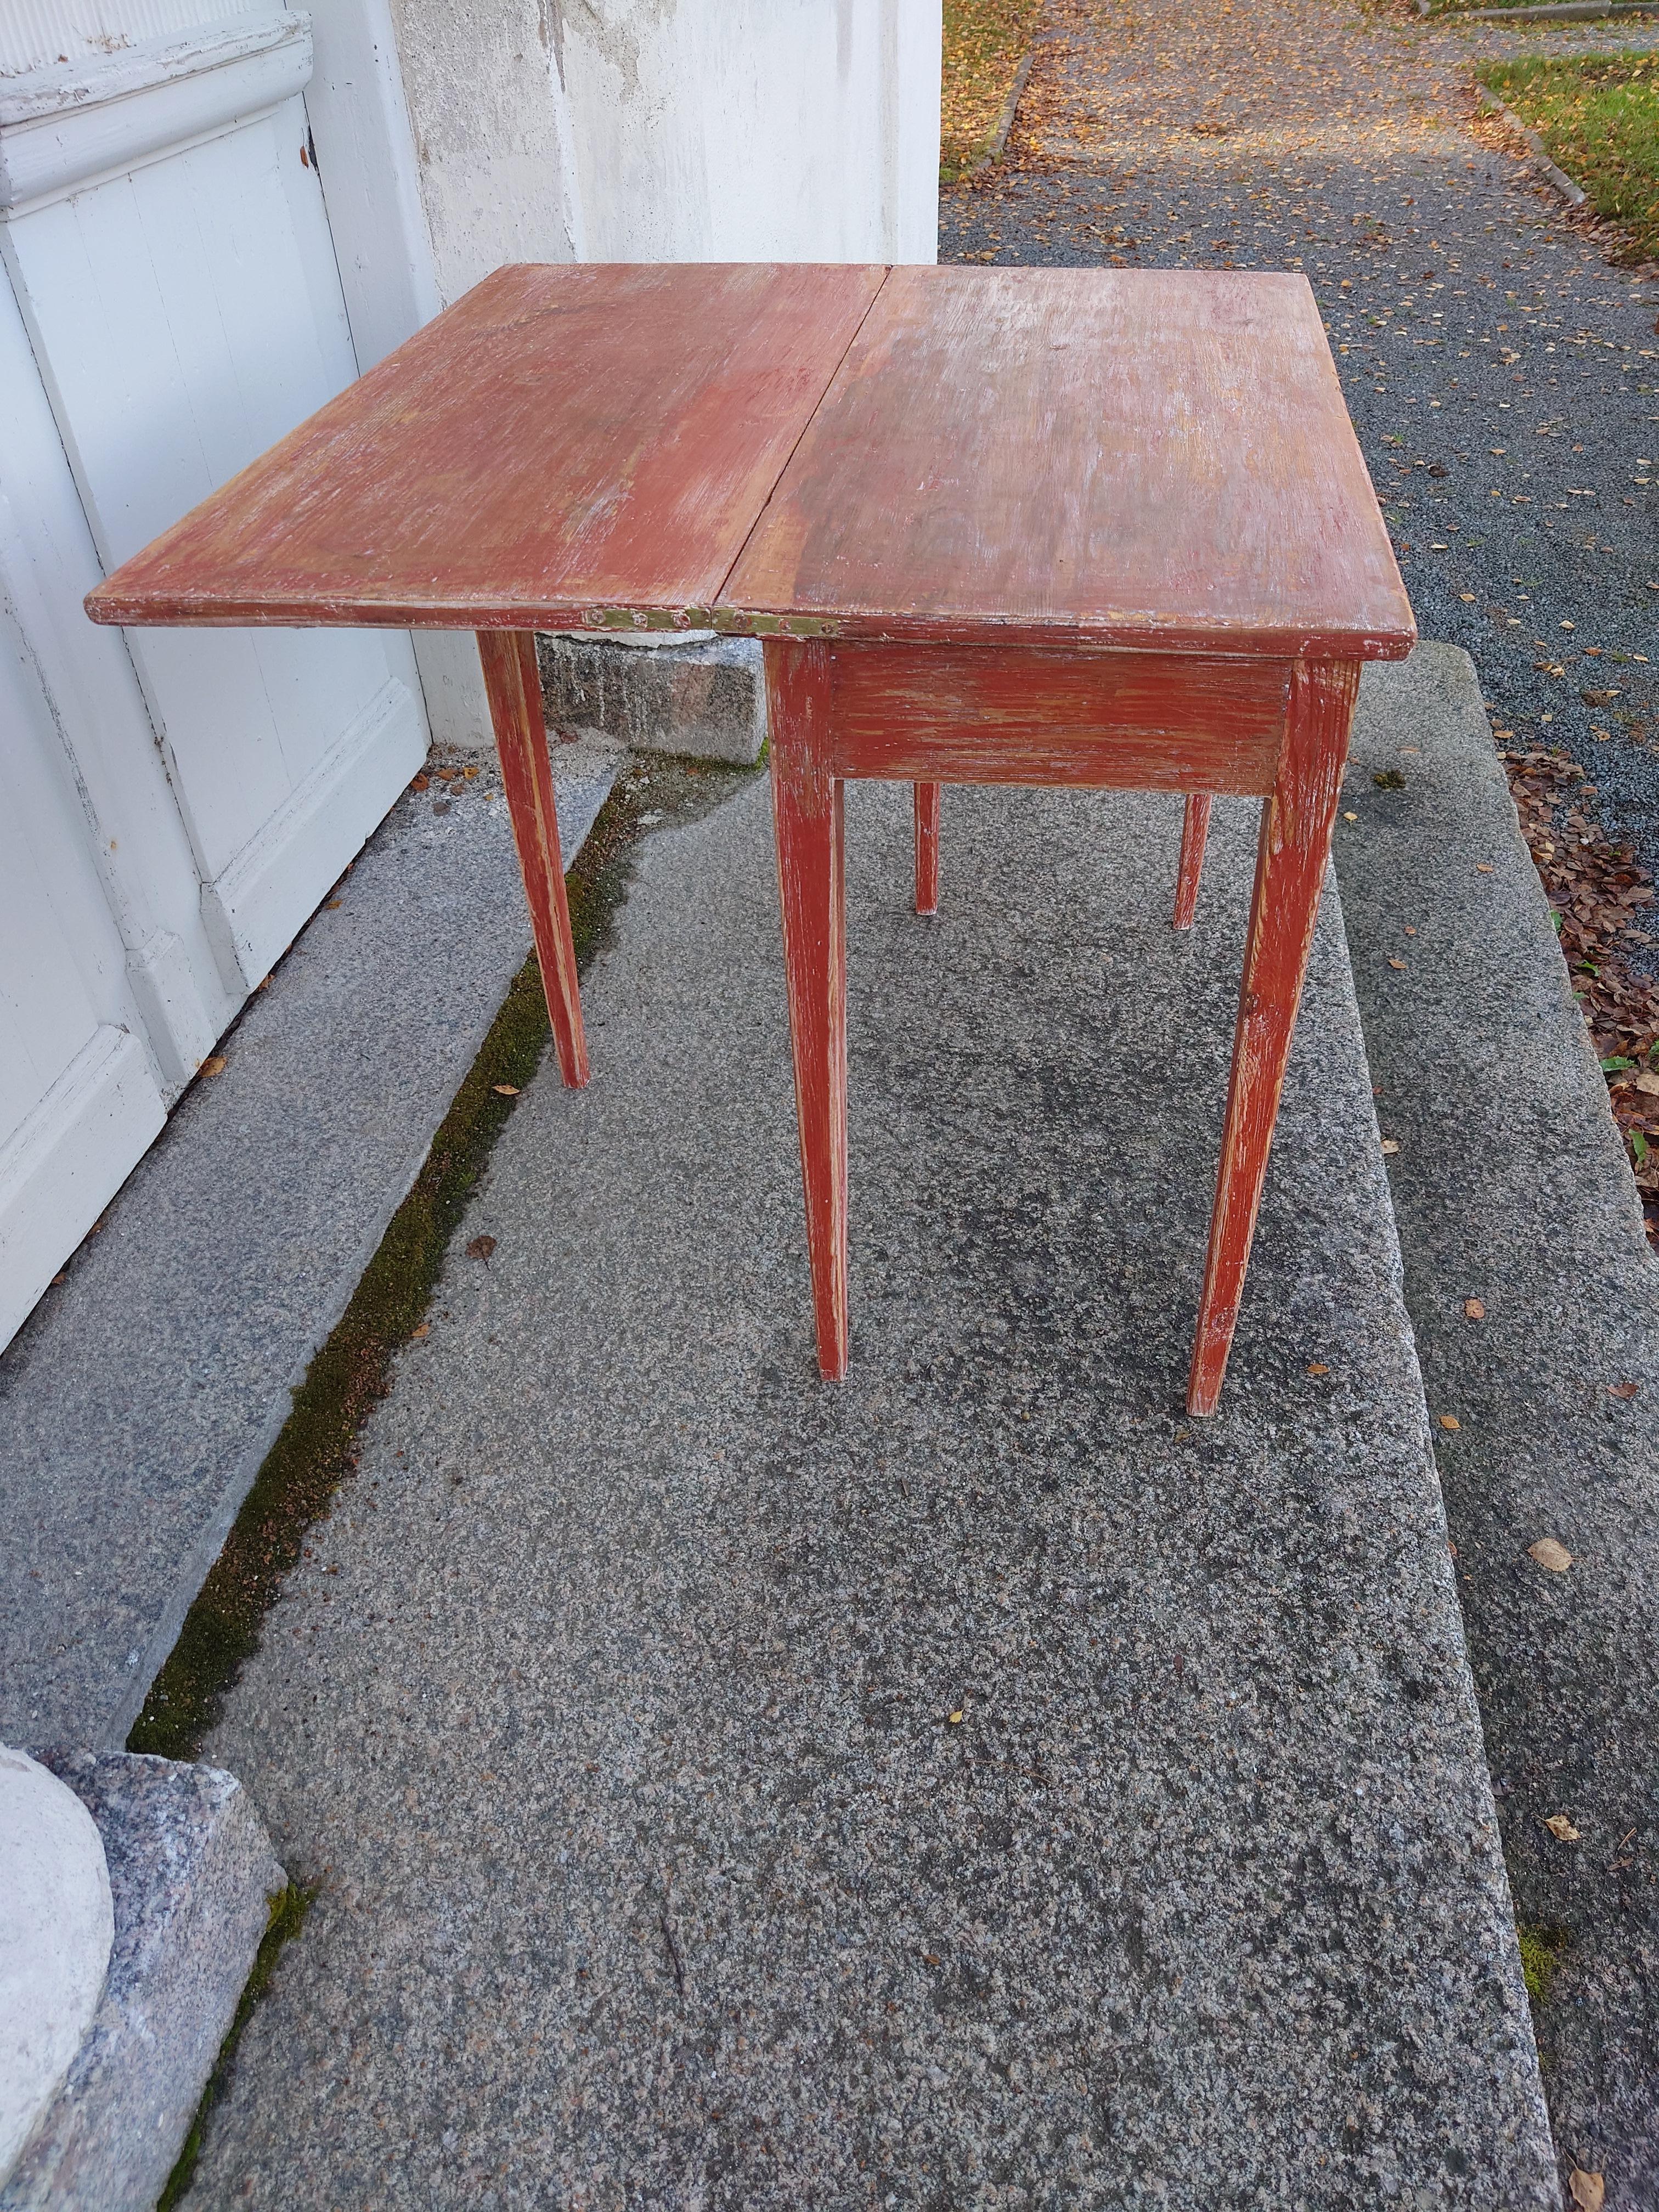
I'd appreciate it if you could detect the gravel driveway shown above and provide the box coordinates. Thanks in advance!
[941,0,1659,910]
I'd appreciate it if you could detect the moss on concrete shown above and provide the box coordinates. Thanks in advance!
[1516,1922,1571,2008]
[127,775,648,1763]
[155,1883,313,2211]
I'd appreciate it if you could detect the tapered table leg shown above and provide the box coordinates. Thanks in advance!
[914,781,941,915]
[477,629,588,1088]
[1173,793,1211,930]
[1188,661,1360,1415]
[766,640,849,1379]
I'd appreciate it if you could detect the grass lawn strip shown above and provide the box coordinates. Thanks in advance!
[1476,53,1659,259]
[941,0,1044,180]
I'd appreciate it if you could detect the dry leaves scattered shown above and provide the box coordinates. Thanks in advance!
[940,0,1043,178]
[1503,746,1659,1246]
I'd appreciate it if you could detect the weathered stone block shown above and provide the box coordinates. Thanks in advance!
[538,630,765,765]
[1,1752,283,2212]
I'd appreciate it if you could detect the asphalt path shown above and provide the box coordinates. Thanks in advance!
[941,0,1659,920]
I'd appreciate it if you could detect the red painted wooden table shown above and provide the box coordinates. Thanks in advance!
[88,261,1414,1413]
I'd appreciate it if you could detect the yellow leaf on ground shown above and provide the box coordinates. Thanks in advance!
[1568,2169,1605,2212]
[200,1056,227,1078]
[1529,1538,1573,1573]
[1307,1363,1330,1376]
[493,1083,521,1097]
[1465,1298,1486,1319]
[1439,1414,1461,1431]
[1545,1813,1582,1842]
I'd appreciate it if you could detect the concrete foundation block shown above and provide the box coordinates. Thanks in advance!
[538,629,765,765]
[1,1752,283,2212]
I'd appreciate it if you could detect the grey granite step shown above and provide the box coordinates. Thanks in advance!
[0,743,618,1751]
[2,1750,281,2212]
[182,769,1557,2205]
[1340,642,1659,2209]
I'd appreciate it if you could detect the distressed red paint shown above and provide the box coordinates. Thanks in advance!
[86,262,1412,1410]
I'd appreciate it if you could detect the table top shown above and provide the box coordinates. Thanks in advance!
[88,261,1414,663]
[86,262,885,633]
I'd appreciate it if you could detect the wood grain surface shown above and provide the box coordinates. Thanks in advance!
[722,266,1414,661]
[827,642,1290,792]
[477,630,588,1086]
[86,263,885,631]
[1172,793,1213,930]
[766,640,850,1380]
[1187,658,1362,1414]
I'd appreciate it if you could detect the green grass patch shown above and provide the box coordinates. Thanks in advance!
[156,1883,313,2210]
[941,0,1043,181]
[127,776,646,1763]
[1516,1921,1571,2008]
[1476,53,1659,260]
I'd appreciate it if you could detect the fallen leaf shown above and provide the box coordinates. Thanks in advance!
[1637,1070,1659,1097]
[1568,2171,1605,2212]
[1460,591,1477,601]
[1307,1362,1330,1375]
[412,1323,431,1339]
[1545,1813,1582,1842]
[1381,1137,1401,1155]
[1389,957,1408,970]
[325,898,343,911]
[466,1234,497,1260]
[492,1083,520,1097]
[200,1056,227,1078]
[1464,1297,1486,1319]
[1610,1381,1639,1400]
[1475,862,1494,874]
[411,773,430,792]
[1529,1537,1573,1572]
[463,764,479,779]
[948,1710,965,1725]
[1438,1413,1461,1431]
[1342,810,1358,821]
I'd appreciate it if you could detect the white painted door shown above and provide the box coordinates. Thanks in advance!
[0,595,168,1348]
[0,2,431,1348]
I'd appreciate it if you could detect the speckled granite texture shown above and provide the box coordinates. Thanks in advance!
[0,743,617,1750]
[3,1751,282,2212]
[1341,644,1659,2207]
[190,774,1555,2207]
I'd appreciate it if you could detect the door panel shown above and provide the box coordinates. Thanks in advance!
[0,599,166,1348]
[2,24,427,988]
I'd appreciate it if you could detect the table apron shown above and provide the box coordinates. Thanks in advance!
[825,643,1292,797]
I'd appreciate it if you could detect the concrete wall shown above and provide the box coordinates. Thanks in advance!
[383,0,584,303]
[560,0,940,263]
[380,0,940,296]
